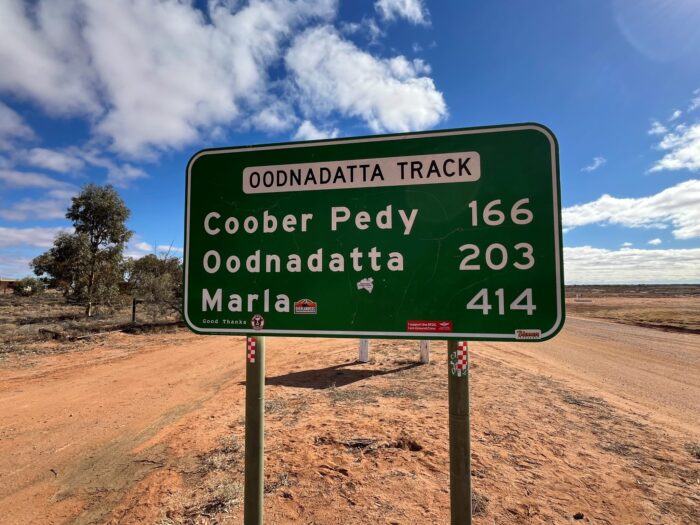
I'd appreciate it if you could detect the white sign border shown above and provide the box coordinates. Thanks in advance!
[184,123,564,341]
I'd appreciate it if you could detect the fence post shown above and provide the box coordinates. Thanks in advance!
[358,339,370,362]
[419,340,430,363]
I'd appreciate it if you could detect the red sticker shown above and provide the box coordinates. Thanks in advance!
[294,298,318,314]
[407,320,453,332]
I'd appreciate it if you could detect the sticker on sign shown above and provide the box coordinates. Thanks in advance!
[515,329,542,340]
[184,124,565,341]
[407,320,454,333]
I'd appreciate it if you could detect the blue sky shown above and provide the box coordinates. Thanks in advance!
[0,0,699,283]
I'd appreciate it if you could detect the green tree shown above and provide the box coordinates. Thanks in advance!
[128,252,182,321]
[31,232,90,296]
[32,184,132,316]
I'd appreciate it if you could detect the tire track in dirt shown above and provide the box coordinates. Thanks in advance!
[0,332,247,524]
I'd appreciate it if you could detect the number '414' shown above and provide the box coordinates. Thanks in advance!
[466,288,535,315]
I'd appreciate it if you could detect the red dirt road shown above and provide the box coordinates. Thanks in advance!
[0,317,698,524]
[481,316,700,435]
[0,333,246,524]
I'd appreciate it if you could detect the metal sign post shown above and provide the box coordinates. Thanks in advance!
[244,335,265,525]
[449,340,471,523]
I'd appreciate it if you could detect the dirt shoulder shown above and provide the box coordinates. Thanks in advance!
[483,316,700,436]
[1,320,698,524]
[0,331,243,524]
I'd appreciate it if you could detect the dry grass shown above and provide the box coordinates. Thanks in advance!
[327,384,419,405]
[566,284,700,298]
[562,393,607,409]
[377,385,420,400]
[156,433,246,523]
[185,480,243,516]
[472,489,489,515]
[199,435,241,473]
[567,302,700,332]
[565,285,700,333]
[599,441,640,457]
[264,472,296,493]
[686,442,700,460]
[0,290,180,357]
[264,398,288,414]
[327,384,373,404]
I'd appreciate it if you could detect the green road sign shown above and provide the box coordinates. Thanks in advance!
[184,123,564,341]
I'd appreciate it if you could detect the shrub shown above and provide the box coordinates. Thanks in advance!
[13,277,45,297]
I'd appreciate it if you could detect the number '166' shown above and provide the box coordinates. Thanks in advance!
[467,198,533,226]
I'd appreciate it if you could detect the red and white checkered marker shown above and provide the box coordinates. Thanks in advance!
[456,341,468,372]
[246,337,256,364]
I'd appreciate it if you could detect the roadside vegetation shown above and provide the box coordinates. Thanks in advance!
[1,184,182,357]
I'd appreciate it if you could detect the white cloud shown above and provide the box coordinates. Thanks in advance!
[375,0,429,25]
[648,120,667,135]
[648,238,662,245]
[125,241,154,259]
[126,239,183,259]
[564,246,700,284]
[340,17,384,45]
[0,168,77,221]
[293,120,339,141]
[0,1,448,159]
[621,242,633,247]
[5,145,147,187]
[668,109,682,121]
[0,169,74,190]
[105,163,147,188]
[24,147,85,173]
[649,122,700,172]
[389,55,431,76]
[158,244,183,254]
[0,0,339,157]
[562,179,700,239]
[690,88,700,111]
[0,226,70,248]
[251,100,298,133]
[73,147,148,187]
[581,156,607,172]
[0,253,33,279]
[0,101,35,149]
[286,25,446,133]
[0,188,76,221]
[0,1,99,115]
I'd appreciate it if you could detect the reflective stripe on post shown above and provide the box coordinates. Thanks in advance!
[247,337,256,363]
